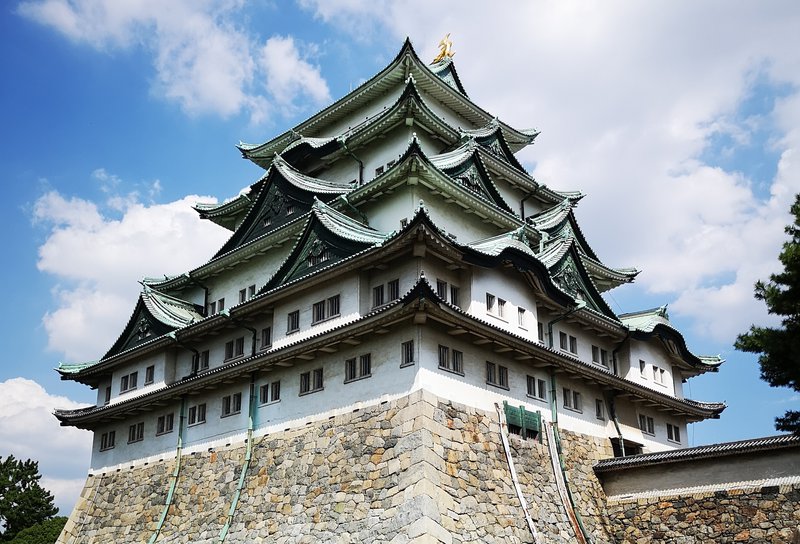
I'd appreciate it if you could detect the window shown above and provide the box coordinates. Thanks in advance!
[486,361,509,389]
[345,353,372,382]
[375,165,384,176]
[563,387,582,412]
[639,360,647,378]
[104,386,111,405]
[486,293,496,314]
[436,280,448,300]
[438,345,464,374]
[388,279,400,301]
[208,300,216,315]
[559,332,568,350]
[569,335,578,354]
[217,298,225,313]
[261,327,272,350]
[526,375,547,401]
[653,366,666,385]
[372,285,385,307]
[193,350,210,372]
[559,333,577,354]
[518,308,527,328]
[286,203,296,215]
[188,403,206,426]
[639,414,655,435]
[156,413,174,435]
[239,288,247,304]
[128,422,144,444]
[221,393,242,417]
[537,322,544,344]
[144,365,155,385]
[225,337,245,360]
[449,285,460,307]
[313,295,340,323]
[100,431,115,451]
[120,371,138,393]
[287,310,300,333]
[248,285,256,298]
[592,346,609,368]
[387,159,396,168]
[667,423,681,443]
[401,340,415,367]
[438,345,449,369]
[300,368,324,395]
[452,350,463,374]
[260,381,281,404]
[497,298,506,318]
[595,399,605,420]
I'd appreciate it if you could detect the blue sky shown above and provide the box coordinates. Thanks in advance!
[2,1,800,514]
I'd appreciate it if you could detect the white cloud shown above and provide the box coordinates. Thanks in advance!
[33,175,229,361]
[300,0,800,343]
[17,0,330,121]
[0,378,91,514]
[259,36,331,111]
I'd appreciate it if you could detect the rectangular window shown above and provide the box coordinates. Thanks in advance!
[667,423,681,443]
[452,350,463,374]
[563,388,582,412]
[120,371,138,393]
[327,295,340,318]
[144,365,155,385]
[217,298,225,312]
[639,414,655,435]
[537,322,544,344]
[639,360,647,378]
[313,295,340,323]
[436,280,448,300]
[345,354,372,382]
[104,386,111,405]
[401,340,415,367]
[259,381,282,404]
[300,368,324,395]
[438,345,450,370]
[313,300,326,323]
[497,298,506,318]
[239,288,247,304]
[196,350,210,372]
[360,354,371,377]
[128,422,144,444]
[208,300,216,315]
[559,332,568,351]
[388,279,400,301]
[595,399,605,420]
[518,308,526,328]
[287,310,300,333]
[449,285,460,307]
[373,285,385,307]
[486,361,509,388]
[527,375,547,400]
[569,335,578,354]
[100,431,115,451]
[248,285,256,298]
[221,393,242,417]
[592,346,610,368]
[652,366,658,381]
[156,413,174,435]
[261,327,272,350]
[225,340,234,360]
[375,165,384,176]
[188,403,206,426]
[345,358,356,381]
[486,293,496,314]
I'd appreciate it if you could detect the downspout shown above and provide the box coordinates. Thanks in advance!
[341,140,364,186]
[546,304,593,544]
[608,333,631,457]
[148,396,186,544]
[218,372,256,542]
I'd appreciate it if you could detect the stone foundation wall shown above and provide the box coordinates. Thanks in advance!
[57,391,799,543]
[605,486,800,543]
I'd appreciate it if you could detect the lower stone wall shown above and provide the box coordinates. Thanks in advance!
[605,486,800,544]
[59,390,606,544]
[58,390,799,543]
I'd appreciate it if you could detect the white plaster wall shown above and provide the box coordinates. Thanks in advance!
[626,338,675,396]
[470,267,539,343]
[614,398,685,452]
[419,190,505,244]
[418,90,479,131]
[106,352,171,406]
[320,87,405,138]
[204,244,294,314]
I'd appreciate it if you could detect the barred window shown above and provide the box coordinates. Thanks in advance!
[401,340,414,367]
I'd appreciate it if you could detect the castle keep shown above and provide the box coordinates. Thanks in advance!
[55,39,799,543]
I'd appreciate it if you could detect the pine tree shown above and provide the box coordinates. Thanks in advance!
[0,456,59,542]
[735,193,800,434]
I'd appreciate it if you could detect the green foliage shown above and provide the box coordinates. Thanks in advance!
[735,193,800,434]
[0,456,59,542]
[7,517,67,544]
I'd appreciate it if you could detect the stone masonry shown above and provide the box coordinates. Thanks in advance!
[58,390,800,543]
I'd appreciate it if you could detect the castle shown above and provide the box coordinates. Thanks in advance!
[55,38,800,543]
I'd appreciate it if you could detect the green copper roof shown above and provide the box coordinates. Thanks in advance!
[618,305,672,333]
[56,360,99,375]
[311,198,391,244]
[467,228,538,259]
[272,155,352,194]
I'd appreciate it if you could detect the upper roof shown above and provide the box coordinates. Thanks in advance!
[238,39,539,168]
[619,306,724,374]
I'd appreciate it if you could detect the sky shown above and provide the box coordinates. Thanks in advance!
[1,0,799,515]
